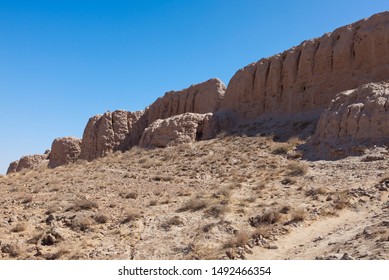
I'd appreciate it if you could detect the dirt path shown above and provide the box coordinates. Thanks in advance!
[248,207,372,260]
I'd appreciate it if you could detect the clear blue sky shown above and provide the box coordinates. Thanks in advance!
[0,0,387,174]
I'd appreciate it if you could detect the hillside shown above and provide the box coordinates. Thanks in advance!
[1,134,388,260]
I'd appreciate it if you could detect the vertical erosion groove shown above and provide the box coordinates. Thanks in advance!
[263,60,271,113]
[295,49,302,83]
[312,42,320,76]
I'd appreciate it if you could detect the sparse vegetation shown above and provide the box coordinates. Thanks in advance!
[11,222,27,233]
[224,230,250,249]
[0,132,387,260]
[249,209,281,227]
[121,210,141,224]
[177,198,209,212]
[287,162,308,176]
[125,192,138,199]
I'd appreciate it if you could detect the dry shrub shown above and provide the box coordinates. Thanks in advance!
[287,136,302,146]
[271,143,292,155]
[334,192,350,210]
[212,188,232,199]
[251,227,271,239]
[249,209,281,227]
[204,205,228,218]
[290,208,306,222]
[177,198,209,212]
[1,243,20,257]
[72,217,93,232]
[148,199,158,206]
[224,230,250,248]
[305,187,327,196]
[11,222,27,233]
[121,210,141,224]
[21,195,33,204]
[287,162,308,176]
[152,175,173,182]
[27,230,44,245]
[44,247,69,260]
[94,214,109,224]
[125,192,138,199]
[68,199,99,211]
[161,216,185,231]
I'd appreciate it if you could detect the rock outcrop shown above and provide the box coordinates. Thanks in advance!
[49,137,82,168]
[139,113,213,149]
[79,110,146,161]
[16,154,48,173]
[79,79,225,161]
[6,161,19,175]
[146,78,225,125]
[308,81,389,159]
[221,12,389,121]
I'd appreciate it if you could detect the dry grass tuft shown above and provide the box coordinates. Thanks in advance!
[177,198,209,212]
[290,208,306,223]
[11,222,27,233]
[204,205,229,218]
[224,230,250,249]
[68,199,99,211]
[121,210,141,224]
[161,216,185,231]
[249,209,281,227]
[94,214,109,224]
[287,162,308,176]
[305,187,328,197]
[271,143,293,155]
[125,192,138,199]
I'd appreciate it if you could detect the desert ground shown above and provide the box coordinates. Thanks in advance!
[1,128,388,260]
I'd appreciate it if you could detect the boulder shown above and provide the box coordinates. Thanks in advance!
[309,81,389,159]
[79,110,146,161]
[49,137,82,168]
[6,160,19,175]
[16,154,47,172]
[139,113,213,149]
[146,78,225,125]
[220,12,389,121]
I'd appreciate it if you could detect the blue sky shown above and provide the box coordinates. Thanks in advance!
[0,0,388,174]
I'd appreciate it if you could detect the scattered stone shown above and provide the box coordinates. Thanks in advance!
[41,234,56,246]
[313,236,323,242]
[341,253,355,260]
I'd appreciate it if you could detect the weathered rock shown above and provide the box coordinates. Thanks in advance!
[16,154,48,172]
[49,137,82,168]
[221,12,389,121]
[139,113,213,149]
[79,79,225,161]
[79,110,146,161]
[309,82,389,159]
[146,78,225,125]
[6,160,19,175]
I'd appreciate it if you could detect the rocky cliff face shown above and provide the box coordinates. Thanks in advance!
[221,12,389,121]
[6,154,48,174]
[308,81,389,159]
[49,137,82,168]
[146,78,225,125]
[139,113,213,149]
[79,78,225,161]
[79,110,146,161]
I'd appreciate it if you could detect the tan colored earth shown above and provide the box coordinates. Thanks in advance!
[1,133,388,260]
